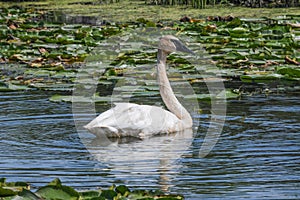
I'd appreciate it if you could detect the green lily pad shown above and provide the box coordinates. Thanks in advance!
[24,69,56,78]
[51,71,77,79]
[0,82,31,92]
[36,178,79,200]
[217,89,240,99]
[185,89,239,101]
[0,187,18,197]
[79,190,102,199]
[100,190,117,200]
[132,90,160,97]
[29,82,74,91]
[0,178,32,199]
[115,185,130,196]
[240,74,282,83]
[49,93,121,103]
[276,66,300,78]
[0,177,183,200]
[49,94,74,103]
[18,189,41,200]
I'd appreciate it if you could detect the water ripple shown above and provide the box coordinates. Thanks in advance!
[0,92,299,199]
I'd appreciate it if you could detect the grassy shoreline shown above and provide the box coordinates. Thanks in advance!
[1,0,300,23]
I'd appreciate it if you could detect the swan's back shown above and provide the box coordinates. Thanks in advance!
[84,103,182,138]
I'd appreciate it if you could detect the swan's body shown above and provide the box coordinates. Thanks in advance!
[85,103,187,138]
[84,35,194,139]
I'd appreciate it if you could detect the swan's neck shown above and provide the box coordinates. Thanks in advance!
[157,49,192,127]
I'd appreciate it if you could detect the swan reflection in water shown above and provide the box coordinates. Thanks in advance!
[85,128,193,192]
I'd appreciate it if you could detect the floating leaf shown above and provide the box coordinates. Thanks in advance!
[0,187,18,197]
[100,190,117,200]
[79,190,102,199]
[36,186,79,200]
[18,189,41,200]
[49,94,121,103]
[115,185,130,196]
[48,178,62,187]
[226,17,242,28]
[276,66,300,78]
[185,89,239,101]
[28,82,74,91]
[0,82,31,92]
[36,178,79,200]
[216,89,240,99]
[0,179,31,198]
[49,94,73,103]
[0,178,183,199]
[51,71,77,79]
[240,74,282,83]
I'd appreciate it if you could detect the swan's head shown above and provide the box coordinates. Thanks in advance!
[158,35,194,55]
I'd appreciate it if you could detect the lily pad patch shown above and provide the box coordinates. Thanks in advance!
[0,178,184,200]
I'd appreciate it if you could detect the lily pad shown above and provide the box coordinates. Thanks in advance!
[185,89,239,101]
[276,66,300,78]
[79,190,102,199]
[240,74,282,83]
[0,178,33,199]
[30,83,74,91]
[0,82,31,92]
[100,189,118,200]
[0,187,18,197]
[49,93,121,103]
[36,178,79,200]
[0,178,184,200]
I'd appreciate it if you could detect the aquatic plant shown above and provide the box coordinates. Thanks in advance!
[0,178,184,200]
[0,7,299,96]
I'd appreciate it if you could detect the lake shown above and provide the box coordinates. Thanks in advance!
[0,89,299,199]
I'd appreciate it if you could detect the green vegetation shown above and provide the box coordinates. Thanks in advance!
[0,0,299,22]
[147,0,299,9]
[0,7,299,98]
[0,178,184,200]
[0,6,127,92]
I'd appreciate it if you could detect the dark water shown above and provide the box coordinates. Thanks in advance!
[0,90,299,199]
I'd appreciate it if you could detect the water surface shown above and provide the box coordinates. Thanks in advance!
[0,90,299,199]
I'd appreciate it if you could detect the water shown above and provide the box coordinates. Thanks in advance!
[0,90,299,199]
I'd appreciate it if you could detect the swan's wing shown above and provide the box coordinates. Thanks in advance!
[84,103,135,137]
[111,103,183,137]
[84,103,181,138]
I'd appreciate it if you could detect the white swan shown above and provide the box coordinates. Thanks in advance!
[84,35,194,139]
